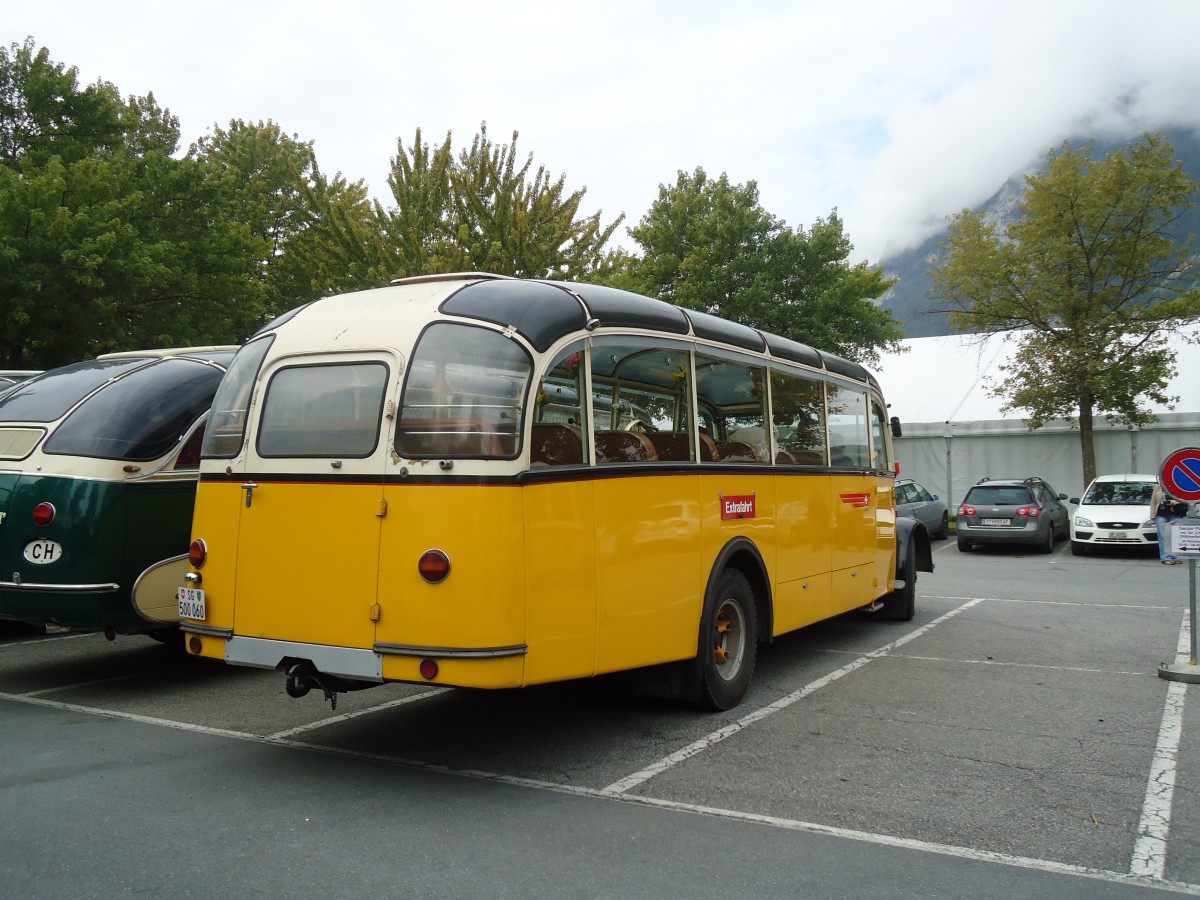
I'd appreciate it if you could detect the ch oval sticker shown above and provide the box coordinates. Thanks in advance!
[23,539,63,565]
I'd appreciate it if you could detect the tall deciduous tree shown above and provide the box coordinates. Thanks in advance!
[0,40,266,367]
[381,123,624,279]
[931,134,1200,484]
[621,167,903,365]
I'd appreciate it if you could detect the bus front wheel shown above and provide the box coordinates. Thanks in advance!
[698,569,758,711]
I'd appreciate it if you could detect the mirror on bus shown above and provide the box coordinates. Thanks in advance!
[890,416,903,438]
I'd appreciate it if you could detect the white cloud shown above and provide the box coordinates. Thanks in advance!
[5,0,1199,263]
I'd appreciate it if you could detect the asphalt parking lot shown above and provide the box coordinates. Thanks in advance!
[2,537,1199,898]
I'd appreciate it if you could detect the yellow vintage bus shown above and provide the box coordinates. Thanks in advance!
[178,274,932,710]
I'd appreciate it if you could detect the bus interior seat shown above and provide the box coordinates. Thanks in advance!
[595,431,657,463]
[530,423,583,465]
[716,440,759,462]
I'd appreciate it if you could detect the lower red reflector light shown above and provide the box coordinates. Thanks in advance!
[188,636,202,655]
[419,658,439,680]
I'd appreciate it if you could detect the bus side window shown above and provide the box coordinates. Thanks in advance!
[531,344,588,466]
[695,353,767,464]
[826,383,869,467]
[770,368,827,465]
[590,339,689,466]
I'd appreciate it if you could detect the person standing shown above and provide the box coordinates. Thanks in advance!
[1152,483,1189,565]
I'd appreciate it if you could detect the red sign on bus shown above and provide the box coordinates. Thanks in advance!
[721,494,756,520]
[1160,447,1200,503]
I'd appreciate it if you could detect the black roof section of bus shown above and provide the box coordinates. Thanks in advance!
[434,275,872,384]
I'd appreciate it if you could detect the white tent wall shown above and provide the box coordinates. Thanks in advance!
[873,327,1200,507]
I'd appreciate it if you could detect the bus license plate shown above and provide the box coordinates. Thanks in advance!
[981,518,1010,526]
[177,587,206,620]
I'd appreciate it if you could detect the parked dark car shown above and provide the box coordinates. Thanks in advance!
[956,476,1070,553]
[895,478,949,539]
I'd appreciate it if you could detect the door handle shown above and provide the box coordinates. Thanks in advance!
[242,481,258,508]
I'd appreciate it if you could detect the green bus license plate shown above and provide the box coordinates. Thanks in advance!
[177,587,206,620]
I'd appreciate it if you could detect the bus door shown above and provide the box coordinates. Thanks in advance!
[232,353,395,649]
[827,385,877,606]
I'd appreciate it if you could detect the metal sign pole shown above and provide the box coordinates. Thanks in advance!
[1160,521,1200,682]
[1155,446,1200,682]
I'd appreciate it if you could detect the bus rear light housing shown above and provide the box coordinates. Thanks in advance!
[32,502,56,527]
[189,538,208,569]
[418,549,451,583]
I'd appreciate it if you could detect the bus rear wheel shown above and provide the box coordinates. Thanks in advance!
[698,569,757,711]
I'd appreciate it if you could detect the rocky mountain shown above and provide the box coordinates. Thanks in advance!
[877,128,1200,338]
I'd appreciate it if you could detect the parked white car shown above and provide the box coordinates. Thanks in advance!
[1069,473,1158,556]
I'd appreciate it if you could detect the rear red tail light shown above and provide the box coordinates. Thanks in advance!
[1016,506,1043,517]
[32,502,55,527]
[418,549,451,583]
[189,539,208,568]
[958,505,976,516]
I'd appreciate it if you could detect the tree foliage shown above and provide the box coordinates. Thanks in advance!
[0,39,268,367]
[930,133,1200,483]
[619,168,903,366]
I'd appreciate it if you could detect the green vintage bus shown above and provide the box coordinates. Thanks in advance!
[0,347,235,639]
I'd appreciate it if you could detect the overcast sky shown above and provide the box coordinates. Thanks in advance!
[6,1,1200,264]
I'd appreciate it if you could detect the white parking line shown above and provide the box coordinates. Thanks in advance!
[600,597,985,795]
[267,688,451,739]
[1130,613,1191,880]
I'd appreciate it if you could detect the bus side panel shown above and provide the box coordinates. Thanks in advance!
[186,480,245,659]
[699,471,777,630]
[376,483,526,664]
[593,474,704,674]
[873,480,898,599]
[830,473,879,608]
[772,472,837,634]
[522,480,598,685]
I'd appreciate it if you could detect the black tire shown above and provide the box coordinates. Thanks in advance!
[1038,526,1054,554]
[1071,540,1089,556]
[957,538,973,552]
[697,569,757,711]
[882,540,916,621]
[934,513,949,540]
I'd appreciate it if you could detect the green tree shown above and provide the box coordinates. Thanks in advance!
[930,134,1200,484]
[623,167,903,365]
[191,119,327,315]
[379,123,624,280]
[0,40,266,367]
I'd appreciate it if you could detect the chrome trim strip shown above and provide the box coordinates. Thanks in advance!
[373,642,527,659]
[225,636,383,681]
[0,581,119,593]
[179,623,233,638]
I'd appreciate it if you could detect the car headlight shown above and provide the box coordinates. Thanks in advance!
[1143,518,1156,528]
[1075,515,1094,528]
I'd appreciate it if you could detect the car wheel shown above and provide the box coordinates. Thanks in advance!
[1038,527,1054,554]
[697,569,757,711]
[882,539,917,621]
[934,512,949,540]
[957,538,972,552]
[1071,541,1089,556]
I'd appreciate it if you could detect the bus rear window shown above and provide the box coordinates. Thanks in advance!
[43,359,225,461]
[0,358,148,423]
[257,362,388,458]
[397,323,530,459]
